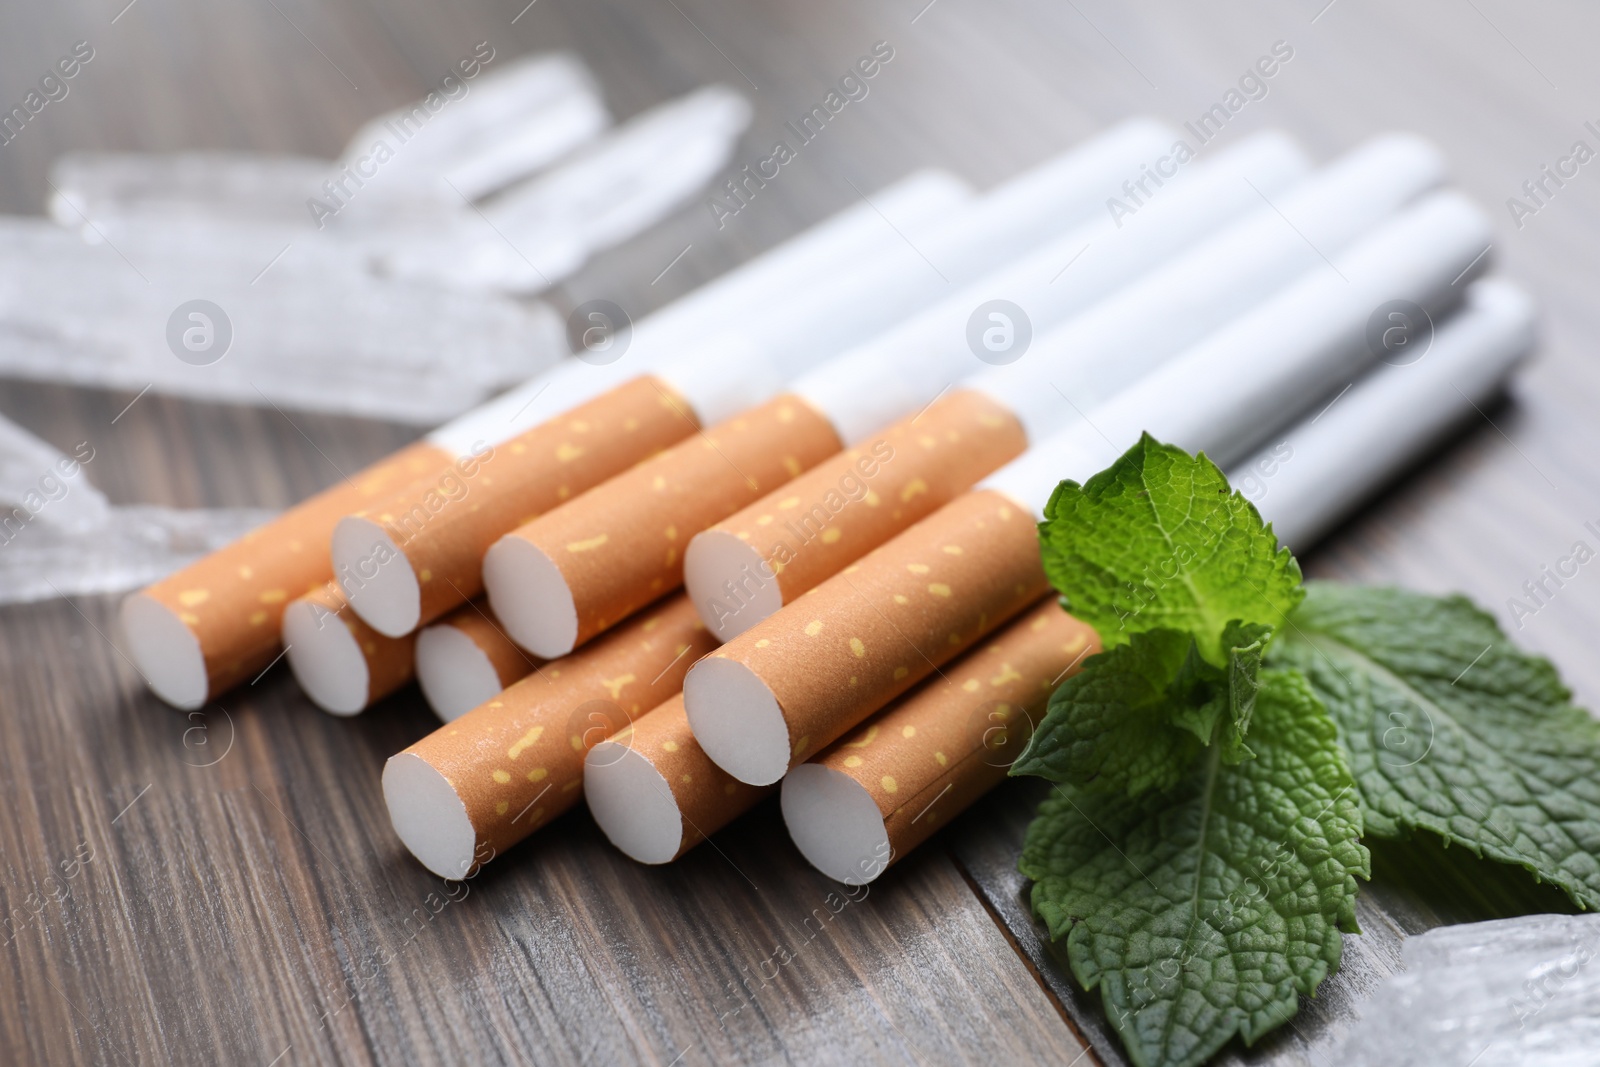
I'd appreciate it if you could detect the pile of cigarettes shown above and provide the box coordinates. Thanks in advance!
[120,118,1534,885]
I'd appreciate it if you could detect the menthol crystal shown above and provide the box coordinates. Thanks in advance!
[1335,913,1600,1066]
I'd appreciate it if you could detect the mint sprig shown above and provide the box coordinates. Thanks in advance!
[1014,435,1600,1067]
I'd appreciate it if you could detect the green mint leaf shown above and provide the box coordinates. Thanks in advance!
[1012,622,1270,795]
[1021,667,1367,1067]
[1037,434,1303,665]
[1273,581,1600,910]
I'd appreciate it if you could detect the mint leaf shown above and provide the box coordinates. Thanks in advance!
[1021,668,1367,1067]
[1037,434,1302,665]
[1012,622,1269,795]
[1274,582,1600,910]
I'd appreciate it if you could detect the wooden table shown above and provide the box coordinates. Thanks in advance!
[2,1,1596,1063]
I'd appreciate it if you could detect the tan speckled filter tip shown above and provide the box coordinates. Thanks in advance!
[699,488,1049,773]
[398,595,717,859]
[356,375,699,629]
[435,599,538,691]
[138,441,451,700]
[812,599,1099,865]
[704,388,1026,610]
[502,393,843,650]
[608,694,773,861]
[296,584,417,706]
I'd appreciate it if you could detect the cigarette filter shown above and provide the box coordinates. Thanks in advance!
[684,488,1047,786]
[415,600,538,723]
[121,441,451,709]
[783,600,1098,884]
[586,695,772,864]
[282,584,416,716]
[687,389,1028,640]
[485,394,843,658]
[383,594,715,879]
[336,375,696,636]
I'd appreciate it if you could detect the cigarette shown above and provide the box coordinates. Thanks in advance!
[338,168,973,640]
[684,184,1496,787]
[782,599,1098,884]
[1235,277,1534,550]
[687,134,1446,640]
[479,126,1188,659]
[415,599,539,723]
[585,695,772,864]
[282,584,415,716]
[117,169,967,711]
[383,594,715,879]
[685,487,1048,786]
[687,389,1028,640]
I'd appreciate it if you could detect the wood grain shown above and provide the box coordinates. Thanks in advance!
[3,0,1600,1064]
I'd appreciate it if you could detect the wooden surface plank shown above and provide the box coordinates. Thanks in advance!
[3,0,1600,1064]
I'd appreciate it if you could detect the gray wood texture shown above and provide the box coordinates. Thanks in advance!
[2,0,1597,1063]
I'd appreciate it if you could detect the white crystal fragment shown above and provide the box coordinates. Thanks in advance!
[1336,913,1600,1067]
[381,84,753,293]
[0,411,274,604]
[337,51,608,202]
[0,218,565,423]
[0,412,109,533]
[0,504,275,605]
[47,53,607,231]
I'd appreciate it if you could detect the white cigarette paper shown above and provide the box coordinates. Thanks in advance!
[984,189,1494,515]
[1237,278,1534,549]
[785,131,1311,444]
